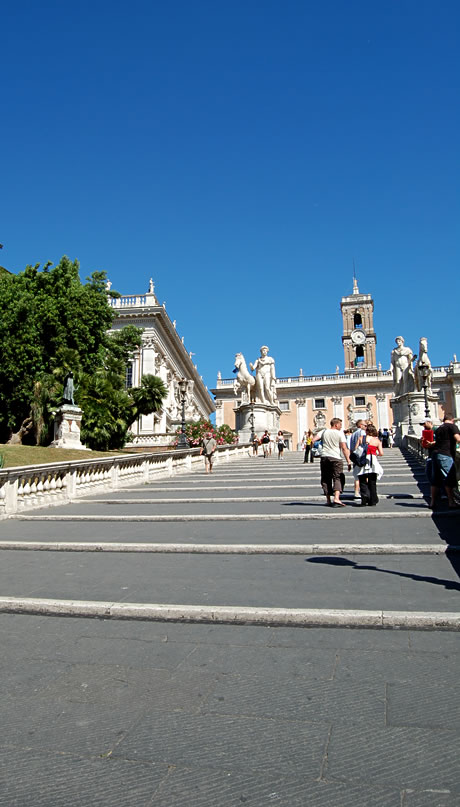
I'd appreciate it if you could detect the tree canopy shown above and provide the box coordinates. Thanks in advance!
[0,257,167,448]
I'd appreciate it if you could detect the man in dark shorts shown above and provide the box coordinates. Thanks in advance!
[315,417,352,507]
[200,433,217,474]
[428,415,460,509]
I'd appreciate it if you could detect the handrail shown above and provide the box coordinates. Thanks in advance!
[0,443,250,517]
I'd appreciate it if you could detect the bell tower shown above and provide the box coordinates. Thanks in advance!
[341,277,377,370]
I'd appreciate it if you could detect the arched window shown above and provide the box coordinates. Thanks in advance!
[355,345,364,364]
[354,311,363,328]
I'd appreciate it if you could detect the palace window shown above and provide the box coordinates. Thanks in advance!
[354,312,363,328]
[314,398,325,409]
[279,401,290,411]
[355,396,366,407]
[125,363,133,388]
[436,390,445,402]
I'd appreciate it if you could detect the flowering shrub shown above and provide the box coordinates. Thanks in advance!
[174,419,238,446]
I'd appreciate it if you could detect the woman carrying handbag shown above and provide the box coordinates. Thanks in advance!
[354,424,384,506]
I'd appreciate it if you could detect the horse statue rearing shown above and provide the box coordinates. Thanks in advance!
[234,353,256,402]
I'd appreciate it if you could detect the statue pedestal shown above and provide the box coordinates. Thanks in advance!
[235,402,282,444]
[51,405,88,450]
[391,392,440,445]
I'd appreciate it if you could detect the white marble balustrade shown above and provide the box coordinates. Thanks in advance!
[0,444,249,516]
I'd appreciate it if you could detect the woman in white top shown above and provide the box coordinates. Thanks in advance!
[354,424,384,506]
[277,431,285,459]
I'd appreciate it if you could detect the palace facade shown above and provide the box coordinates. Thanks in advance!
[211,280,460,448]
[109,280,215,445]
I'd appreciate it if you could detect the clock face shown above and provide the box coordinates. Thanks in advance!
[351,329,366,345]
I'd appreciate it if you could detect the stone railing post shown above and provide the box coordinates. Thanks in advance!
[111,462,120,491]
[5,477,18,515]
[66,468,77,500]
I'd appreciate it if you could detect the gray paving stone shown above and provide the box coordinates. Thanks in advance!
[266,626,411,650]
[0,696,145,756]
[408,632,460,653]
[151,765,401,806]
[202,674,385,727]
[113,710,329,778]
[403,789,460,807]
[0,658,71,699]
[325,724,460,791]
[180,643,337,679]
[0,748,168,807]
[52,633,197,669]
[38,662,218,713]
[335,648,460,686]
[387,682,460,730]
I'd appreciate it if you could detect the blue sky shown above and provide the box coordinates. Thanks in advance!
[2,0,459,390]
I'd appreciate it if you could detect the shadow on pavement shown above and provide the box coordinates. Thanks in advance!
[306,556,460,592]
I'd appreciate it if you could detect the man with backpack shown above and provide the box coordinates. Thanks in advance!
[350,419,367,499]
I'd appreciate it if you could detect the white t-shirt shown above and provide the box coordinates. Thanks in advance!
[317,428,346,460]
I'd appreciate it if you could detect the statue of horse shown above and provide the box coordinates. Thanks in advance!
[234,353,256,402]
[414,337,432,393]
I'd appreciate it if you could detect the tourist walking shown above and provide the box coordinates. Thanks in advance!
[260,430,270,458]
[350,419,367,499]
[314,418,351,508]
[421,420,435,484]
[353,424,384,506]
[277,430,285,459]
[200,432,217,473]
[252,434,259,455]
[428,415,460,510]
[303,430,314,463]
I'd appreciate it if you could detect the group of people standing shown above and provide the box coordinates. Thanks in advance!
[253,431,288,459]
[421,416,460,509]
[310,417,385,508]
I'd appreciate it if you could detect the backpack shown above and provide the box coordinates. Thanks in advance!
[350,443,368,467]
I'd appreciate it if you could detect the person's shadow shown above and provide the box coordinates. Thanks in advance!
[306,556,460,592]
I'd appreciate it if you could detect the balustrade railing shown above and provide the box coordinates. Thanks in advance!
[405,435,427,461]
[0,444,250,517]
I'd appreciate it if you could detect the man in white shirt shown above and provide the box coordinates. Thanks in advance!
[315,418,352,508]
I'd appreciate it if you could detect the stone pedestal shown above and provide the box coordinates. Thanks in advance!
[235,402,281,444]
[51,405,88,450]
[390,392,440,446]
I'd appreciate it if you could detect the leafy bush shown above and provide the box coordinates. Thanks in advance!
[176,419,238,447]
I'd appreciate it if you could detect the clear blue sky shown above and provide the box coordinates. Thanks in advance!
[2,0,459,390]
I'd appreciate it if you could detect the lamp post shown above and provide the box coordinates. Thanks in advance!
[248,403,255,443]
[177,378,189,449]
[418,364,431,419]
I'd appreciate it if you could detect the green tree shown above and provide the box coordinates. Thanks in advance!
[0,257,114,442]
[0,257,167,449]
[79,327,167,450]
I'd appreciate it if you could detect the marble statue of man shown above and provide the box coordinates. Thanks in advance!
[391,336,415,397]
[250,346,277,405]
[415,337,433,393]
[62,372,75,405]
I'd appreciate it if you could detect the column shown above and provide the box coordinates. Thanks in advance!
[215,401,224,428]
[452,385,460,419]
[376,393,388,429]
[295,399,306,449]
[331,396,344,422]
